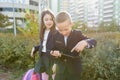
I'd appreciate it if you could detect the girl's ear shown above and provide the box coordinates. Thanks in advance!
[71,22,74,27]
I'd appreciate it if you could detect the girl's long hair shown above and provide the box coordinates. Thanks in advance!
[40,9,56,41]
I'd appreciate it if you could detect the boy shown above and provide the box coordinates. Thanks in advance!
[50,11,97,80]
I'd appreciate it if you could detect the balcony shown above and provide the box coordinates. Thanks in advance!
[103,14,113,18]
[103,5,114,10]
[0,12,25,18]
[103,0,114,5]
[0,2,38,11]
[103,19,112,22]
[103,9,113,14]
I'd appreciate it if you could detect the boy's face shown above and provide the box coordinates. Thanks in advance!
[56,20,73,37]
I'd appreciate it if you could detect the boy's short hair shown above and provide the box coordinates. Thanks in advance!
[55,11,72,23]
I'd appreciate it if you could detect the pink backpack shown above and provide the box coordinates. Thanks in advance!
[22,68,42,80]
[22,51,55,80]
[22,68,55,80]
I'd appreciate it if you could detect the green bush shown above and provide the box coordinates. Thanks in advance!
[0,32,120,80]
[98,21,119,32]
[0,13,12,28]
[80,32,120,80]
[0,34,39,70]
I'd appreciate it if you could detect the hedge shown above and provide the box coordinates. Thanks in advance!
[0,32,120,80]
[0,33,39,70]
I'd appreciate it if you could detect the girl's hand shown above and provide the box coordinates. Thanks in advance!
[30,47,35,57]
[52,64,56,74]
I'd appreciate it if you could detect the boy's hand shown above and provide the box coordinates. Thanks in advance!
[50,50,61,58]
[30,47,35,57]
[71,40,88,53]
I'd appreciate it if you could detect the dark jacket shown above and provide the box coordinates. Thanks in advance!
[52,30,97,74]
[33,29,56,75]
[34,29,56,57]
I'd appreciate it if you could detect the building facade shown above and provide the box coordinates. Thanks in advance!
[55,0,120,28]
[0,0,38,26]
[98,0,120,26]
[56,0,98,27]
[1,0,120,28]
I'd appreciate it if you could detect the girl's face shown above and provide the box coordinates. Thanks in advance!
[43,14,54,29]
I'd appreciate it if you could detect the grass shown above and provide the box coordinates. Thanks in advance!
[0,67,25,80]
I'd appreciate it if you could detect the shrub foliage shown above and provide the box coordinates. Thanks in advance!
[80,32,120,80]
[0,32,120,80]
[0,34,39,70]
[0,13,12,28]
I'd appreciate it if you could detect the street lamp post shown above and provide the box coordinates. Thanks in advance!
[38,0,48,32]
[13,0,16,36]
[38,0,41,32]
[41,0,48,11]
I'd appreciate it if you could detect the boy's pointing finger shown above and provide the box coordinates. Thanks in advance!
[71,47,75,52]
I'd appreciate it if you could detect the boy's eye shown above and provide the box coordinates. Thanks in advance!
[58,29,63,32]
[59,29,67,32]
[64,29,68,31]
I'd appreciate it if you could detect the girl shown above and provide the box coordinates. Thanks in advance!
[30,9,56,80]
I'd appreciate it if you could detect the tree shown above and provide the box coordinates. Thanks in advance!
[17,12,39,36]
[0,13,12,28]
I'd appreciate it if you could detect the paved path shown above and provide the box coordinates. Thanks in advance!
[0,73,11,80]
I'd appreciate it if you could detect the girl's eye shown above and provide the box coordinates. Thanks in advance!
[45,18,53,21]
[50,18,53,21]
[45,18,48,21]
